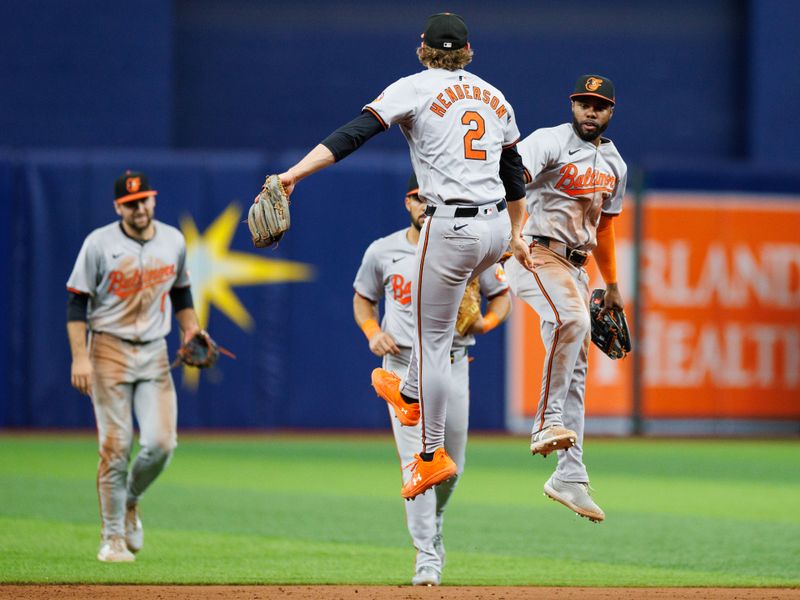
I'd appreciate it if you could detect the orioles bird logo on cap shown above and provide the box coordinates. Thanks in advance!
[126,177,141,193]
[585,77,604,92]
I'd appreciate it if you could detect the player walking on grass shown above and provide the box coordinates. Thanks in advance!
[66,171,201,561]
[505,75,628,522]
[353,174,511,586]
[268,12,531,501]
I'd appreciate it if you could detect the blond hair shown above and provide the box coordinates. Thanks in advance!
[416,45,473,71]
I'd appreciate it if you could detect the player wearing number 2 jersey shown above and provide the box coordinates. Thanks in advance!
[270,13,532,501]
[353,175,511,585]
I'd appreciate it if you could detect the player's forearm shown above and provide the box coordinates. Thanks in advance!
[286,144,336,184]
[507,198,527,238]
[486,293,512,324]
[593,214,618,285]
[175,308,200,338]
[353,293,382,341]
[66,321,89,360]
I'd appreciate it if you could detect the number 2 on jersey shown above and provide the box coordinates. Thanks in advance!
[461,111,486,161]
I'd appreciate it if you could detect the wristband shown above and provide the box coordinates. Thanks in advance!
[360,318,381,341]
[482,311,500,333]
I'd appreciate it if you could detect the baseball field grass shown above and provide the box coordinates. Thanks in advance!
[0,433,798,586]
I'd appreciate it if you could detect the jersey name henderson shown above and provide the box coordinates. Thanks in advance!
[364,69,520,206]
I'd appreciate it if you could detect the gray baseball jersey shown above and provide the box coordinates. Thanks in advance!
[507,122,627,486]
[353,228,508,349]
[67,220,190,342]
[355,226,508,576]
[364,69,520,206]
[517,123,627,250]
[67,219,189,545]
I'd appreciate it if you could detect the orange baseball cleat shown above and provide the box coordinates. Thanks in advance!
[401,448,458,500]
[371,368,420,426]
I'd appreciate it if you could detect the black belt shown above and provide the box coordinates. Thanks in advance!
[94,331,155,346]
[530,236,589,267]
[425,199,507,218]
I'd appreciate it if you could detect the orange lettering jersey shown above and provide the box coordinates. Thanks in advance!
[66,221,190,342]
[363,69,520,206]
[353,229,508,349]
[517,123,627,250]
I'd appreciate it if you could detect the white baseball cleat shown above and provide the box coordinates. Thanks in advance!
[97,536,136,562]
[543,474,605,523]
[530,425,577,457]
[412,565,441,586]
[125,504,144,553]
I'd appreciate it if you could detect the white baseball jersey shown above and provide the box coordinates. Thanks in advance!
[66,221,190,342]
[517,123,627,250]
[363,69,520,206]
[353,228,509,348]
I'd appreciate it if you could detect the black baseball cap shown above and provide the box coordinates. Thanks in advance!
[422,13,468,50]
[406,173,419,197]
[114,170,157,204]
[570,74,615,106]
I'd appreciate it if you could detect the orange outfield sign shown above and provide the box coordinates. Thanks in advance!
[639,194,800,418]
[507,193,800,423]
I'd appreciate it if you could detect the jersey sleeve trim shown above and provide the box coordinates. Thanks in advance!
[523,167,532,184]
[363,107,389,131]
[66,286,90,295]
[486,288,510,301]
[502,137,520,150]
[354,289,379,304]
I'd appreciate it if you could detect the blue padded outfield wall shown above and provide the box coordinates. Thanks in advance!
[1,1,799,429]
[3,1,799,163]
[0,150,513,430]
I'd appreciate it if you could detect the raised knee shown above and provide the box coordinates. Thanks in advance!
[559,313,591,340]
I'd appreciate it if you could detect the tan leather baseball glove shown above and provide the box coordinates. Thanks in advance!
[455,278,481,336]
[248,175,291,248]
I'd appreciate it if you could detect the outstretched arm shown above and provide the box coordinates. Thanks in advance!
[278,144,336,197]
[278,111,385,196]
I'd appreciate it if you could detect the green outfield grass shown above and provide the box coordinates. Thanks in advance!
[0,433,798,586]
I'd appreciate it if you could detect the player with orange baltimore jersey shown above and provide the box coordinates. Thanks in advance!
[66,171,202,562]
[506,75,628,523]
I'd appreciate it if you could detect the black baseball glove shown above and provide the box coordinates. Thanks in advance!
[172,330,235,369]
[589,288,631,360]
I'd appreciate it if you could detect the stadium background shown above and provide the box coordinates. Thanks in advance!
[1,0,798,435]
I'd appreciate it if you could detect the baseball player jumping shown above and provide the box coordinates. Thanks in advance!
[66,171,201,561]
[353,174,511,586]
[506,75,628,522]
[265,13,531,501]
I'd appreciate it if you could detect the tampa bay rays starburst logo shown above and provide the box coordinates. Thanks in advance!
[180,203,314,388]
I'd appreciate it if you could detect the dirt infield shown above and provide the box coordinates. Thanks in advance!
[2,586,799,599]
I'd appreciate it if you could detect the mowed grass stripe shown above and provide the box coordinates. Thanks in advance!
[2,517,795,586]
[0,434,798,585]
